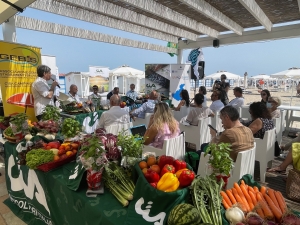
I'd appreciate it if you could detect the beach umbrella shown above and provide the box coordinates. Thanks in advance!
[205,71,241,80]
[250,74,271,79]
[270,67,300,79]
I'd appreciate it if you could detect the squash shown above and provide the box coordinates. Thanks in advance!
[167,203,201,225]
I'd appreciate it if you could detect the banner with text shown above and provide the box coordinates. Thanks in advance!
[0,41,41,120]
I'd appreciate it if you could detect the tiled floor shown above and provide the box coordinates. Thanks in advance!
[1,123,300,224]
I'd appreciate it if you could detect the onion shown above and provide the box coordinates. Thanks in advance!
[246,212,263,225]
[45,134,55,140]
[225,206,245,225]
[281,213,300,225]
[25,134,33,141]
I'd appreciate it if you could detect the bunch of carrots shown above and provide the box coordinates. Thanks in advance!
[221,181,286,221]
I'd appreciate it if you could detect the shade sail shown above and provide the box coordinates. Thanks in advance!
[270,67,300,79]
[109,65,145,79]
[205,71,241,80]
[250,75,271,79]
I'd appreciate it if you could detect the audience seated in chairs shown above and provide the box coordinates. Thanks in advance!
[243,102,274,139]
[260,89,271,105]
[129,91,158,119]
[97,94,130,129]
[267,96,281,119]
[144,102,180,149]
[198,86,207,107]
[205,106,254,162]
[228,87,244,110]
[174,89,190,111]
[183,93,214,126]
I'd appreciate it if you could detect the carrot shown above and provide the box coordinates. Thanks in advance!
[249,191,257,204]
[268,189,280,211]
[256,192,274,220]
[264,194,282,221]
[260,186,267,195]
[241,180,245,185]
[275,191,287,214]
[222,199,230,209]
[232,188,247,212]
[248,186,255,193]
[256,207,265,219]
[234,183,250,211]
[241,185,254,210]
[221,191,232,207]
[253,186,259,193]
[226,189,237,204]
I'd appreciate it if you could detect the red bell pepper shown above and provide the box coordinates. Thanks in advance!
[160,164,175,177]
[158,155,174,169]
[178,169,195,187]
[173,159,186,172]
[144,169,160,183]
[150,182,157,189]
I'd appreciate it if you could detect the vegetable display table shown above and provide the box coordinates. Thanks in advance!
[4,141,129,225]
[60,110,105,134]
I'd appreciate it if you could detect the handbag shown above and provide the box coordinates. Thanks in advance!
[286,168,300,202]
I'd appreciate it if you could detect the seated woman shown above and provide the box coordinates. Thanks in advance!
[260,89,271,105]
[144,103,180,149]
[174,89,190,111]
[184,93,214,126]
[243,102,274,139]
[267,96,281,118]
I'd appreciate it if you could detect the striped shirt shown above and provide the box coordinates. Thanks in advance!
[218,126,254,161]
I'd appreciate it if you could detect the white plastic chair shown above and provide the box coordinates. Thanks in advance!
[179,117,211,150]
[281,109,287,130]
[173,106,190,122]
[210,112,224,133]
[132,113,153,128]
[239,105,251,120]
[254,128,276,183]
[197,144,256,190]
[105,122,133,135]
[143,132,185,160]
[288,103,300,128]
[272,117,282,145]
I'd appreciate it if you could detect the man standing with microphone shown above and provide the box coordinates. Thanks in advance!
[32,65,59,121]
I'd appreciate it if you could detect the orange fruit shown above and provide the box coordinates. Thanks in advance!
[65,145,72,151]
[142,168,148,175]
[72,149,77,155]
[71,143,79,149]
[139,161,148,170]
[53,155,60,161]
[66,151,73,156]
[150,165,160,174]
[147,156,156,167]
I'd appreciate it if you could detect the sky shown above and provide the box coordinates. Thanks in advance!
[1,7,300,77]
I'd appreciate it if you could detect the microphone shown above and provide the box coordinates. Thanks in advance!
[51,78,60,88]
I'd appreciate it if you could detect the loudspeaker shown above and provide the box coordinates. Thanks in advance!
[213,39,219,48]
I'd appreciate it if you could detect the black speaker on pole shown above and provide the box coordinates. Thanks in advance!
[213,39,219,48]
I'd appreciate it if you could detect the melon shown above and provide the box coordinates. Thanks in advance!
[167,203,201,225]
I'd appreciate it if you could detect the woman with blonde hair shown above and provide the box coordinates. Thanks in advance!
[144,102,180,148]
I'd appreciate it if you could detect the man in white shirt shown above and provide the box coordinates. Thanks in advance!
[67,84,82,104]
[129,91,158,119]
[126,84,139,101]
[31,65,58,121]
[210,90,224,113]
[228,87,244,109]
[97,94,130,129]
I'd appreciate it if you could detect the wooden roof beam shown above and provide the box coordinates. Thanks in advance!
[117,0,219,38]
[178,0,243,35]
[238,0,273,31]
[298,0,300,13]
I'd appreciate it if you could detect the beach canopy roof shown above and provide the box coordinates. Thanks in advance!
[205,71,241,80]
[109,65,144,79]
[270,67,300,79]
[250,74,271,79]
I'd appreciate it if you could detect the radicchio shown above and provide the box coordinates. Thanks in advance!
[106,146,121,160]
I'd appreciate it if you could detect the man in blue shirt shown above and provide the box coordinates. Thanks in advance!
[126,84,139,101]
[130,91,158,119]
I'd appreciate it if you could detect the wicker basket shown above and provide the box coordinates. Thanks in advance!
[37,154,76,172]
[3,128,17,143]
[286,168,300,202]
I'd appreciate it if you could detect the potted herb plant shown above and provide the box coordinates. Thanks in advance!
[205,142,234,189]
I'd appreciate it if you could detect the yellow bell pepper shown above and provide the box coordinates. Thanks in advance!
[157,172,180,192]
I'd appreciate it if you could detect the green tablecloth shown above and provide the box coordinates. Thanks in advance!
[4,141,128,225]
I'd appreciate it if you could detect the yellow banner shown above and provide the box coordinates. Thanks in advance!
[0,41,41,121]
